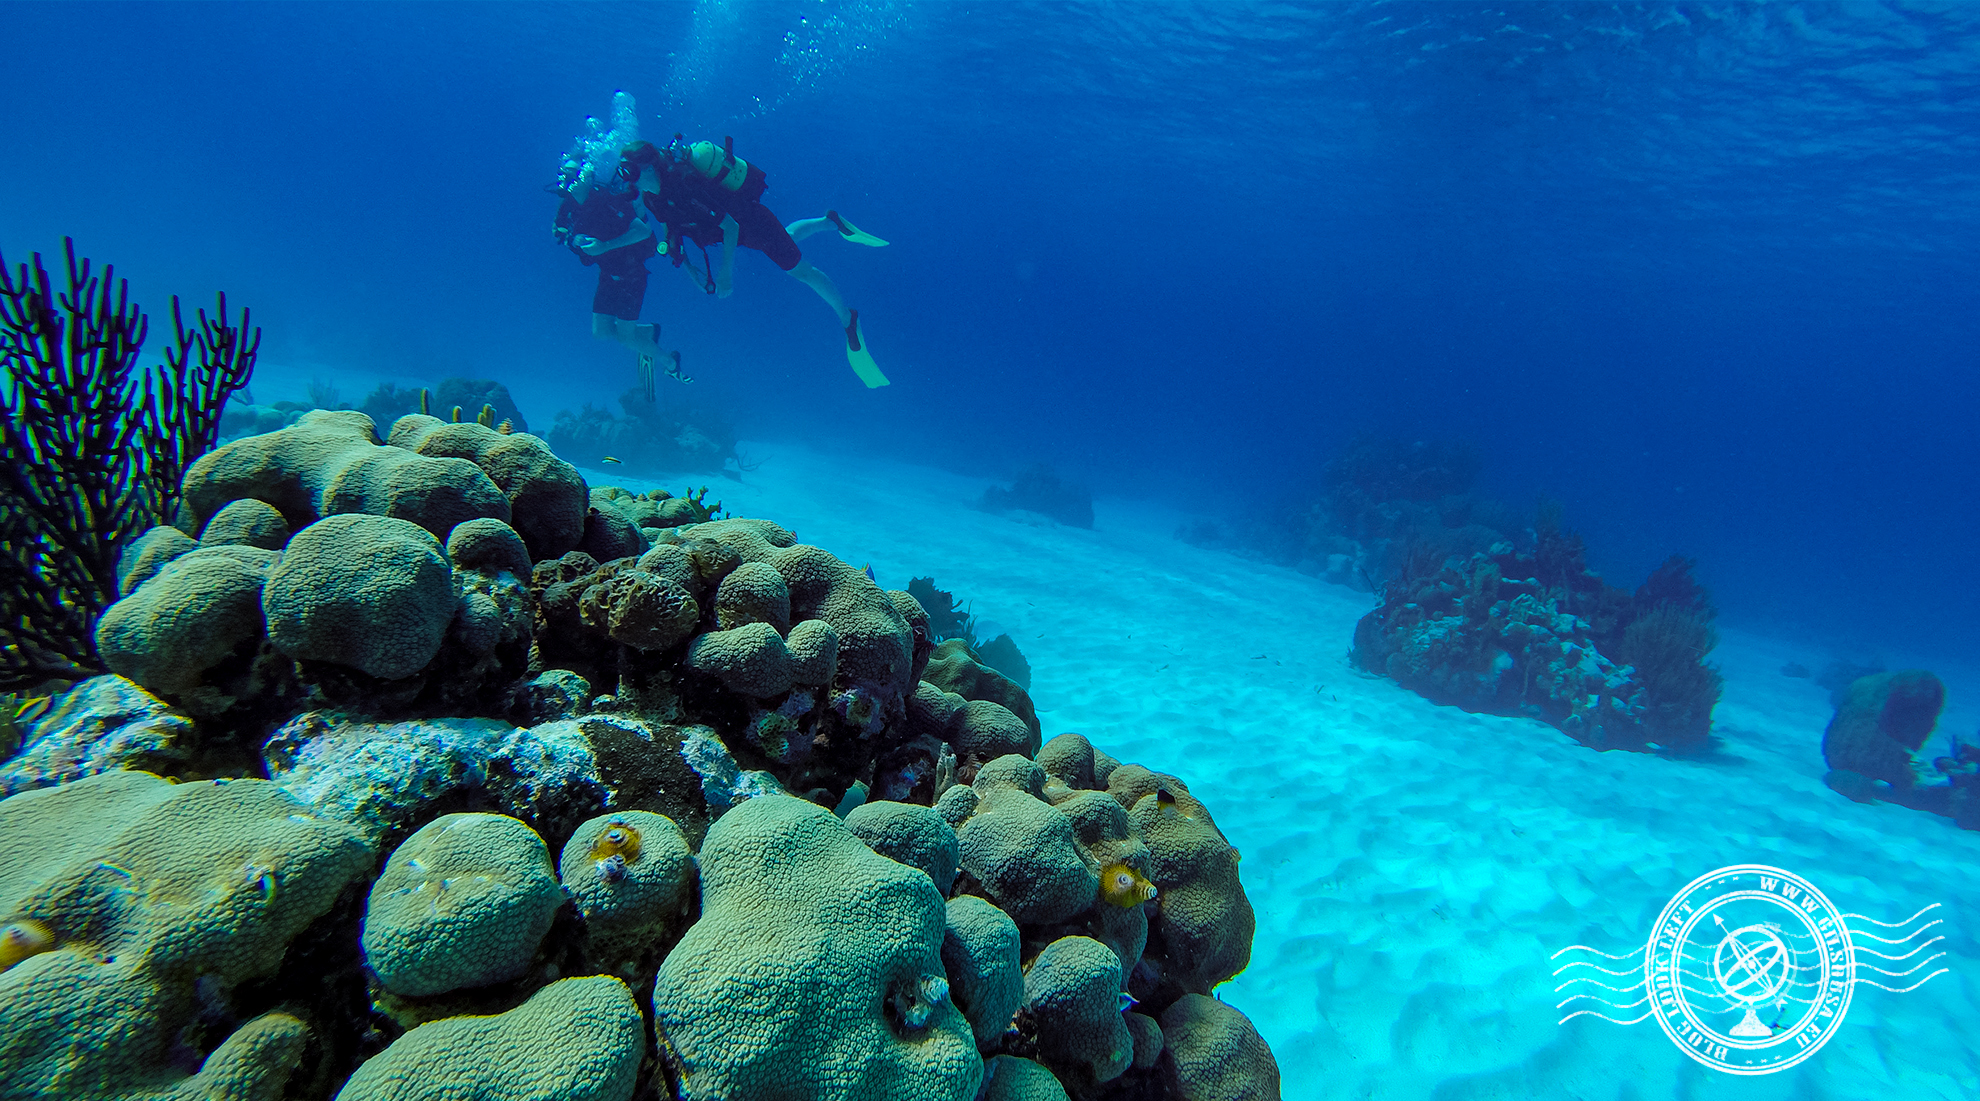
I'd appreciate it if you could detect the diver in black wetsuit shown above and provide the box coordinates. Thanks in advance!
[616,136,892,388]
[551,163,685,397]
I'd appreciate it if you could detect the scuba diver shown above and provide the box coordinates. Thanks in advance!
[616,135,893,388]
[551,164,688,400]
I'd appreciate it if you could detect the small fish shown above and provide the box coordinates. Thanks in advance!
[861,563,877,583]
[601,456,621,464]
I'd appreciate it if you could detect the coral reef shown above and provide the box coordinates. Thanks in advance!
[546,387,736,474]
[1353,524,1724,752]
[908,577,1035,690]
[981,464,1094,529]
[0,411,1278,1100]
[909,576,976,643]
[228,376,536,447]
[1,239,256,688]
[1160,994,1282,1101]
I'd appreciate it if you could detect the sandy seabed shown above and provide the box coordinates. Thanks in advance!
[601,440,1980,1101]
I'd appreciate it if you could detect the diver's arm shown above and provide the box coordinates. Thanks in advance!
[580,218,654,256]
[715,215,739,298]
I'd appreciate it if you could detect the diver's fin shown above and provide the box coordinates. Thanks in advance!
[664,350,693,385]
[826,210,889,247]
[844,309,890,388]
[636,352,657,403]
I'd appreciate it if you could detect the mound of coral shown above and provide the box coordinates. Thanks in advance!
[546,386,737,474]
[1819,668,1980,832]
[981,464,1094,529]
[0,408,1279,1100]
[1352,515,1724,752]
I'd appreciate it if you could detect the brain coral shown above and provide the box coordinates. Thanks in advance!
[984,1056,1071,1101]
[1111,766,1254,994]
[579,494,647,563]
[653,794,982,1101]
[96,545,279,694]
[558,810,696,964]
[262,514,457,680]
[1035,733,1096,791]
[200,497,291,549]
[335,975,644,1101]
[924,638,1041,744]
[386,415,590,560]
[941,894,1023,1052]
[685,622,795,699]
[362,812,567,998]
[183,409,510,543]
[0,769,371,1100]
[787,619,841,686]
[446,517,533,579]
[1024,935,1133,1088]
[846,799,961,894]
[958,756,1099,924]
[716,560,793,633]
[1160,993,1283,1101]
[680,519,915,707]
[578,565,702,652]
[116,525,199,595]
[1125,1011,1163,1069]
[1823,669,1946,788]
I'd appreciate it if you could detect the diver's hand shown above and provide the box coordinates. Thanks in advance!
[572,234,610,256]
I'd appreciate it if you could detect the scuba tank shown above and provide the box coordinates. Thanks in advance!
[685,136,750,191]
[668,134,767,201]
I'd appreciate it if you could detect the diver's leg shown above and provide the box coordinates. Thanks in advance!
[785,216,834,242]
[787,260,850,327]
[591,312,618,340]
[614,321,688,386]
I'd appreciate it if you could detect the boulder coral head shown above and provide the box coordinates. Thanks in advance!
[557,809,696,977]
[263,514,456,681]
[652,794,982,1101]
[334,975,645,1101]
[1823,669,1946,790]
[361,812,566,999]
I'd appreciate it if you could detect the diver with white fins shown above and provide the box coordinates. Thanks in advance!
[617,135,893,388]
